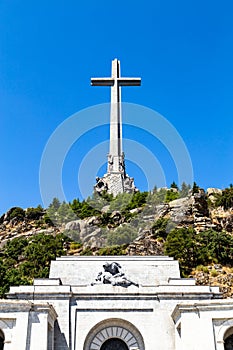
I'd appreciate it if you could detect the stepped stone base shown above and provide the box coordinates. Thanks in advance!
[95,172,137,197]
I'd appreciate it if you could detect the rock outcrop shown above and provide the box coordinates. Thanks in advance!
[191,265,233,298]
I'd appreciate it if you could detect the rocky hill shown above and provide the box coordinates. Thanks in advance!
[1,187,232,248]
[0,185,233,296]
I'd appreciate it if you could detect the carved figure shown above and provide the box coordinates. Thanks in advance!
[103,261,122,275]
[95,178,108,193]
[92,261,139,287]
[108,154,114,172]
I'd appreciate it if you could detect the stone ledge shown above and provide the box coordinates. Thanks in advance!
[34,278,62,286]
[55,255,174,261]
[168,278,196,285]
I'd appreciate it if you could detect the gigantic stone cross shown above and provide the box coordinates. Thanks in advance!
[91,58,141,173]
[91,59,141,195]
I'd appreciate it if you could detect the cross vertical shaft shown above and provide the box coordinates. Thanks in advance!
[110,59,122,162]
[91,59,141,195]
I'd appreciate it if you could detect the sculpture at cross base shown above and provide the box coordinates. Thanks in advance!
[91,59,141,197]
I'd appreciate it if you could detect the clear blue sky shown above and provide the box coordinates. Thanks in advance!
[1,0,233,214]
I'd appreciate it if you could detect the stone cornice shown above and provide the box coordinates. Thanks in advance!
[172,300,233,323]
[0,300,57,320]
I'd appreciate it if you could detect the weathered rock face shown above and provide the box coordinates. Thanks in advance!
[166,197,193,225]
[0,223,58,248]
[192,265,233,298]
[153,189,233,234]
[206,188,222,204]
[210,208,233,232]
[126,231,164,256]
[192,190,209,217]
[65,218,106,248]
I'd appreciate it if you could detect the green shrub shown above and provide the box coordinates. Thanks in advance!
[80,247,93,256]
[4,237,28,261]
[0,233,71,297]
[180,182,191,197]
[106,225,137,245]
[147,188,167,205]
[215,186,233,210]
[192,182,200,195]
[211,269,218,277]
[8,207,25,221]
[165,190,180,203]
[0,214,5,224]
[196,265,209,273]
[170,181,179,190]
[26,206,44,220]
[151,218,169,239]
[70,199,100,219]
[49,198,61,210]
[70,242,82,250]
[165,228,233,276]
[109,193,133,212]
[96,245,127,256]
[63,229,80,242]
[125,191,148,210]
[44,214,54,226]
[165,227,199,276]
[46,201,78,225]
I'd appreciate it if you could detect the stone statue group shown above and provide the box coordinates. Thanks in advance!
[92,262,139,287]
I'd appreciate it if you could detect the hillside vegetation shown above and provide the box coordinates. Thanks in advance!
[0,183,233,297]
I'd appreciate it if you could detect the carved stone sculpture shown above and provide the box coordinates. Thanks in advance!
[92,261,139,287]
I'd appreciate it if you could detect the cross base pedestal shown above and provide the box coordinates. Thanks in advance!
[95,172,137,197]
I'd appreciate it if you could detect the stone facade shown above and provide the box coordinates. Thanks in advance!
[0,300,57,350]
[0,255,232,349]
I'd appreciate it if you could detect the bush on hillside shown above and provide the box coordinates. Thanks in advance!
[107,225,137,246]
[8,207,25,221]
[165,228,233,276]
[0,233,71,297]
[26,205,44,220]
[215,186,233,210]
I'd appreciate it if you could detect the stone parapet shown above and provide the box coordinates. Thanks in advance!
[49,255,180,286]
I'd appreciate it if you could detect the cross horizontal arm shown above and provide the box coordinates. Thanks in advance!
[91,78,114,86]
[118,78,141,86]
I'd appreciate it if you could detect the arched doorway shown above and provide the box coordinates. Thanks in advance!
[83,318,144,350]
[225,334,233,350]
[100,338,128,350]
